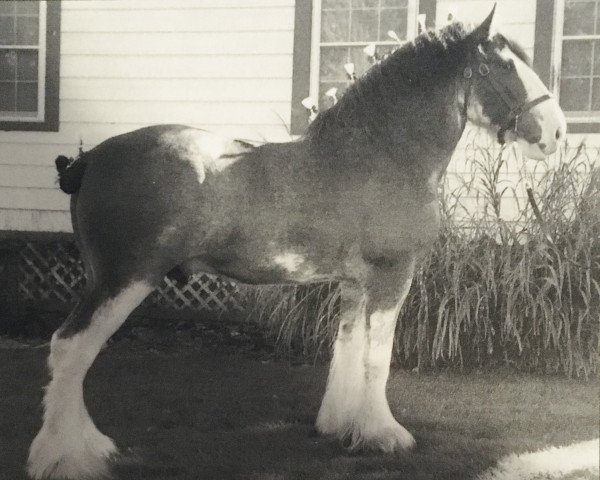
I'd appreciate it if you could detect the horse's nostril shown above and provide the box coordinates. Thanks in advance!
[538,142,547,152]
[555,128,561,141]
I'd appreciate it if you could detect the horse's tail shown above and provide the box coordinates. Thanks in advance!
[55,155,87,194]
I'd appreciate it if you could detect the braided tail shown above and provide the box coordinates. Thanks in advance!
[55,155,86,194]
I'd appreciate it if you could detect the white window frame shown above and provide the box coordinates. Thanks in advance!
[309,0,420,103]
[551,0,600,123]
[0,0,47,123]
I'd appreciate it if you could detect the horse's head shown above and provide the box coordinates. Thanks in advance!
[464,6,567,160]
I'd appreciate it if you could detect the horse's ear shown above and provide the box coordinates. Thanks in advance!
[469,3,496,44]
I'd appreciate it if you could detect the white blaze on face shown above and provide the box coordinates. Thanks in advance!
[498,46,567,160]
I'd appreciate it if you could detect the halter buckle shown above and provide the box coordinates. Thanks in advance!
[463,67,473,79]
[478,63,490,76]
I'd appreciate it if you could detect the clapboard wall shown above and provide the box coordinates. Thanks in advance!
[0,0,295,232]
[0,0,597,232]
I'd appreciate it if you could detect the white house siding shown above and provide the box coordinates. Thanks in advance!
[0,0,597,233]
[0,0,295,233]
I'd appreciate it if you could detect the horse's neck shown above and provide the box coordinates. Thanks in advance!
[379,79,467,175]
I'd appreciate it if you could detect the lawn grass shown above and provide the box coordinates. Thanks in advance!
[0,336,597,480]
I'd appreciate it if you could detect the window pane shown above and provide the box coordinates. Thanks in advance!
[349,45,376,76]
[320,46,348,81]
[562,40,593,76]
[15,1,39,14]
[382,0,408,6]
[592,77,600,110]
[0,82,15,111]
[323,0,350,8]
[16,16,39,45]
[17,51,37,81]
[322,10,349,42]
[380,7,407,40]
[0,16,15,44]
[595,40,600,75]
[320,45,377,81]
[0,2,15,15]
[560,77,591,110]
[0,50,17,80]
[16,81,37,112]
[563,0,596,35]
[352,0,378,7]
[350,9,378,41]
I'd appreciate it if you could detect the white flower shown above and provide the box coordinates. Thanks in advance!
[387,30,401,43]
[325,87,338,105]
[325,87,338,98]
[344,63,355,79]
[363,43,377,58]
[301,97,316,111]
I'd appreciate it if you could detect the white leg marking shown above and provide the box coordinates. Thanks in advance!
[28,281,153,480]
[316,296,368,437]
[349,307,415,452]
[317,301,414,452]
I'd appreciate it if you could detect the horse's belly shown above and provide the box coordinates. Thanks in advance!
[206,234,346,285]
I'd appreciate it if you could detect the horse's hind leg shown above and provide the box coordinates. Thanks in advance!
[27,279,154,480]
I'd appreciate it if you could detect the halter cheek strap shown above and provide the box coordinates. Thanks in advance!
[463,56,553,145]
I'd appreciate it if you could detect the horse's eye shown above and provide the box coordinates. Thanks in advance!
[504,60,515,71]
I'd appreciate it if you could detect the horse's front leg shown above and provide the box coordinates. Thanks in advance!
[316,254,416,452]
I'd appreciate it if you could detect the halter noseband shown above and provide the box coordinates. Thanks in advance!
[463,53,553,144]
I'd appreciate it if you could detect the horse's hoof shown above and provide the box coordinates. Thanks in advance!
[27,428,117,479]
[344,422,416,454]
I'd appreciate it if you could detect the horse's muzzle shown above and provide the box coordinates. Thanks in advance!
[518,97,567,160]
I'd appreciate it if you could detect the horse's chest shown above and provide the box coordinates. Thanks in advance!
[364,188,440,254]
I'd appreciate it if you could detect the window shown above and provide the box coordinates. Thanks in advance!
[534,0,600,132]
[0,0,60,131]
[291,0,434,134]
[312,0,419,109]
[556,0,600,121]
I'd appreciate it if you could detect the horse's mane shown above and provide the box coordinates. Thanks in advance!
[306,22,474,159]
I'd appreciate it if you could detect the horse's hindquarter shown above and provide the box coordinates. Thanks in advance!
[73,126,252,280]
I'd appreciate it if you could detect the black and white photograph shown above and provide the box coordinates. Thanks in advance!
[0,0,598,479]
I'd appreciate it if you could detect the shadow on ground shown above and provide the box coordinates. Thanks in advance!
[1,337,597,480]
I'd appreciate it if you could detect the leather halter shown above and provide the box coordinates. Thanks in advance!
[463,53,553,144]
